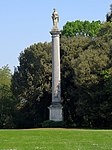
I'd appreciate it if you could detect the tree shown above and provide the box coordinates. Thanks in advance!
[60,36,92,126]
[97,22,112,42]
[12,42,52,128]
[106,4,112,22]
[61,20,101,37]
[61,22,112,128]
[0,65,15,128]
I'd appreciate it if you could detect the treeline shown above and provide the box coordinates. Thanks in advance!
[0,21,112,129]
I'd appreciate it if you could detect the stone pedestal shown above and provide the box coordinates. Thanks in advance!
[49,103,63,121]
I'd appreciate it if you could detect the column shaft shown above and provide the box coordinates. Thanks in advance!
[52,33,61,103]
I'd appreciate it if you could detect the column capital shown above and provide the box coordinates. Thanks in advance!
[50,30,61,35]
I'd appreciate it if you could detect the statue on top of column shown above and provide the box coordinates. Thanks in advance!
[52,8,59,29]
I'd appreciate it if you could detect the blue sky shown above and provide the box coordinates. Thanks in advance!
[0,0,111,72]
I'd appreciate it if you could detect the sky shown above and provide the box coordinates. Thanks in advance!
[0,0,112,72]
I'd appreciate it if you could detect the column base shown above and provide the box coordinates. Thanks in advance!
[48,102,63,121]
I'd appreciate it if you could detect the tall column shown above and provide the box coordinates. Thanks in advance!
[49,9,63,121]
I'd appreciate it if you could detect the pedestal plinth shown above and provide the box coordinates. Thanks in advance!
[49,102,63,121]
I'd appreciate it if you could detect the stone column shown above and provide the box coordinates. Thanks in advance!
[49,9,63,121]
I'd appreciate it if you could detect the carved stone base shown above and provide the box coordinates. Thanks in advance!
[48,103,63,121]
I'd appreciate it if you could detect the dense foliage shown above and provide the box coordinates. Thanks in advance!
[61,22,112,128]
[61,20,101,37]
[11,43,52,128]
[0,66,15,128]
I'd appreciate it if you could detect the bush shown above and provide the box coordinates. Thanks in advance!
[42,120,65,128]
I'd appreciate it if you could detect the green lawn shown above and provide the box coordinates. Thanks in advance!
[0,129,112,150]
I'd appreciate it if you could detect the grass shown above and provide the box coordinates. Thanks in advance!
[0,129,112,150]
